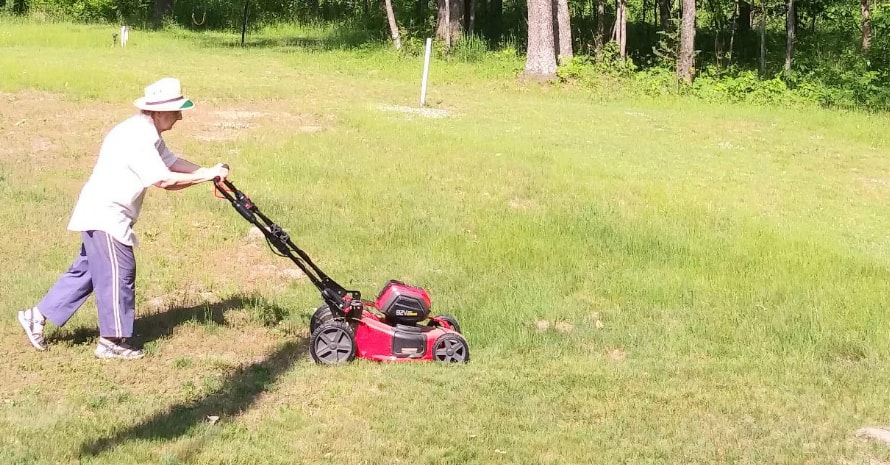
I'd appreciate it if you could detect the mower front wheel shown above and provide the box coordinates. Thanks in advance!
[432,333,470,363]
[309,320,357,365]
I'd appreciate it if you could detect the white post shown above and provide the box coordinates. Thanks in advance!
[420,38,432,107]
[120,25,129,47]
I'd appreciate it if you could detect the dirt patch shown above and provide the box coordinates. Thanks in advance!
[0,91,122,172]
[378,104,450,119]
[0,91,332,164]
[201,227,306,292]
[508,197,539,211]
[191,105,331,142]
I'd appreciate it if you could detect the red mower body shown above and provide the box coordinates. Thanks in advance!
[353,311,458,362]
[309,281,469,364]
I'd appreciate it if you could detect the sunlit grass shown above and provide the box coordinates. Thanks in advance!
[3,19,890,465]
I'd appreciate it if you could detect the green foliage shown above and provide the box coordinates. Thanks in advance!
[27,0,148,23]
[557,42,637,84]
[449,33,488,62]
[650,19,680,69]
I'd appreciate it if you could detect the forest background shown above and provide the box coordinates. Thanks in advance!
[1,0,886,111]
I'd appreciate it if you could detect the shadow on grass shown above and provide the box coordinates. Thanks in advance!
[77,337,307,458]
[193,28,382,51]
[48,293,288,347]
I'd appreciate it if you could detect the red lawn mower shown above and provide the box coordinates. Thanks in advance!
[213,175,469,365]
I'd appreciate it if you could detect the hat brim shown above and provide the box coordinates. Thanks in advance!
[134,98,194,111]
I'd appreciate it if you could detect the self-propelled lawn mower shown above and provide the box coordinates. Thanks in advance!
[212,175,469,365]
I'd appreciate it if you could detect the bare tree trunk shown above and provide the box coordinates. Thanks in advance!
[383,0,402,49]
[784,0,794,75]
[524,0,558,78]
[614,0,627,58]
[595,0,605,56]
[555,0,573,64]
[728,0,739,63]
[436,0,463,44]
[658,0,672,30]
[759,0,766,77]
[446,0,452,47]
[468,0,476,35]
[861,0,872,53]
[153,0,173,28]
[415,0,425,24]
[677,0,696,84]
[737,0,751,32]
[488,0,503,45]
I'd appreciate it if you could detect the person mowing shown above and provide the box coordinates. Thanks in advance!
[17,77,230,360]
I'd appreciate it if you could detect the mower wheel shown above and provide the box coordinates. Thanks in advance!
[309,320,356,365]
[309,305,333,334]
[432,333,470,363]
[427,314,462,334]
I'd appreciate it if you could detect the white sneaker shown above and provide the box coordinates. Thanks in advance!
[18,308,47,351]
[94,337,144,360]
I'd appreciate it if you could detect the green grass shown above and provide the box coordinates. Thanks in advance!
[3,20,890,465]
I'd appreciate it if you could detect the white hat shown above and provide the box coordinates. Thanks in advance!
[134,77,194,111]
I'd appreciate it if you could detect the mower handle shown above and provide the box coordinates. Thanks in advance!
[212,163,230,185]
[211,168,360,308]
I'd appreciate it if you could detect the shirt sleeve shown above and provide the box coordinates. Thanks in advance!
[130,137,172,188]
[156,138,180,167]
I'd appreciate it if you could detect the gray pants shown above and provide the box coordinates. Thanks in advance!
[38,230,136,338]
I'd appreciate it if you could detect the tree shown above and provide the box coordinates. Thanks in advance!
[595,0,606,56]
[658,0,672,30]
[436,0,464,45]
[615,0,628,59]
[487,0,503,45]
[153,0,173,28]
[861,0,872,53]
[555,0,573,63]
[784,0,795,75]
[524,0,558,77]
[677,0,696,83]
[759,0,766,76]
[383,0,402,49]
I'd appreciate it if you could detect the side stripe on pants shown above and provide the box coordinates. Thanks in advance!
[37,230,137,338]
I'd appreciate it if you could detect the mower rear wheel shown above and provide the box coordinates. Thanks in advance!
[309,305,333,334]
[427,314,462,334]
[432,333,470,363]
[310,320,356,365]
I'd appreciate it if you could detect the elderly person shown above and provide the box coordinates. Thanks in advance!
[17,77,229,360]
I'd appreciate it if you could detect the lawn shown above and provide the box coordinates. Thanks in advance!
[2,19,890,465]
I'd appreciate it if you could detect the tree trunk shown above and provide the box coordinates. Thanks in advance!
[467,0,476,34]
[861,0,872,53]
[784,0,794,74]
[488,0,503,45]
[383,0,402,49]
[618,0,627,58]
[759,0,766,76]
[554,0,573,64]
[658,0,672,30]
[595,0,605,56]
[436,0,464,43]
[737,0,751,33]
[153,0,173,28]
[524,0,558,78]
[676,0,696,84]
[728,0,740,62]
[416,0,426,24]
